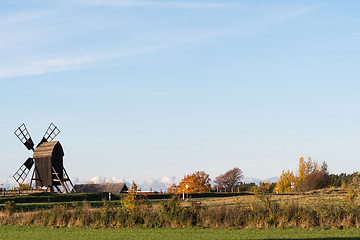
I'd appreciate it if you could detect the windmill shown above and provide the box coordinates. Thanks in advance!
[13,123,76,193]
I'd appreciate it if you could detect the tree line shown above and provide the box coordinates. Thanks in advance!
[167,157,360,194]
[167,167,247,193]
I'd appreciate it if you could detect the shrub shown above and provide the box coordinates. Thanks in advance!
[4,201,16,215]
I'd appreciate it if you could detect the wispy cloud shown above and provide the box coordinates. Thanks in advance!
[274,4,323,22]
[74,0,235,8]
[0,10,55,25]
[0,2,321,81]
[0,29,228,80]
[0,56,96,80]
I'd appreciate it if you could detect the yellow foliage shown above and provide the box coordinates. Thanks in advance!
[277,157,329,193]
[296,157,312,182]
[121,181,138,214]
[275,170,295,193]
[344,190,357,203]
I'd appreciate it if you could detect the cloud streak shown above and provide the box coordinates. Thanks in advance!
[74,0,235,9]
[0,11,55,25]
[0,56,96,80]
[0,2,321,81]
[0,30,228,80]
[274,4,323,22]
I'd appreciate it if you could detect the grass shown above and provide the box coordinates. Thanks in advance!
[2,188,359,229]
[0,192,248,211]
[0,190,348,212]
[192,188,352,208]
[2,225,360,240]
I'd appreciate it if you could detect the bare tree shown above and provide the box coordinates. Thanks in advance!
[214,167,243,189]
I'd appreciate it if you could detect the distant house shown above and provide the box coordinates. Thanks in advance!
[74,183,128,193]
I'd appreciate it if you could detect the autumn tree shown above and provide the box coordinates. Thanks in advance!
[297,157,311,183]
[167,184,178,194]
[176,171,211,194]
[299,170,329,192]
[121,181,138,214]
[275,170,296,193]
[276,157,330,193]
[296,157,329,192]
[214,167,243,190]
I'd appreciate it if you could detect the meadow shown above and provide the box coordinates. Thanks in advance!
[1,188,360,230]
[2,225,360,240]
[0,188,351,211]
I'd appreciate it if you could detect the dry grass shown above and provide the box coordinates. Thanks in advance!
[193,188,352,208]
[1,188,360,229]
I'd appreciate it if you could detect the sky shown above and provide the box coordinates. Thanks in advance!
[1,0,360,190]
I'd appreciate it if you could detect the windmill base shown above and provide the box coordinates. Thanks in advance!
[29,166,76,193]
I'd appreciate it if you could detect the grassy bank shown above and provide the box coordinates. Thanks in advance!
[2,195,360,229]
[1,189,359,229]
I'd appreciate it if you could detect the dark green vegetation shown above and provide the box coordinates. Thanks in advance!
[0,192,124,204]
[1,225,360,240]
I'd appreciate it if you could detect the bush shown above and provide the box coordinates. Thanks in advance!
[4,201,16,215]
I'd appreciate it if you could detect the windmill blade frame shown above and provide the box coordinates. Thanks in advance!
[14,123,34,150]
[13,157,34,185]
[38,123,60,146]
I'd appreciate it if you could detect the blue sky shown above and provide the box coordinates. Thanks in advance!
[1,1,359,190]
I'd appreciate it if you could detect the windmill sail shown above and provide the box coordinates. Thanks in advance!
[14,123,34,150]
[37,123,60,146]
[13,157,34,185]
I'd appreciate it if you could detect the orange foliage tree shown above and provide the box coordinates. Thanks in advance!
[177,171,211,193]
[167,171,211,194]
[167,184,178,194]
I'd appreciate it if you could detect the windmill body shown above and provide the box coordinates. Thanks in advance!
[13,123,75,193]
[33,141,64,187]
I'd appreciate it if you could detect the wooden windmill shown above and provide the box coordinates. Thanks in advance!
[13,123,76,193]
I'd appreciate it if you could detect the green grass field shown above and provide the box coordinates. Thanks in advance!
[1,225,360,240]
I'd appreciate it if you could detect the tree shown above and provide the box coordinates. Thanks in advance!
[275,170,296,193]
[121,181,138,214]
[297,157,310,183]
[176,171,211,194]
[214,167,243,190]
[299,171,329,192]
[167,184,178,194]
[296,158,329,192]
[276,157,330,193]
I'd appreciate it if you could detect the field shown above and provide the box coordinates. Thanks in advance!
[1,188,360,232]
[0,188,352,211]
[2,225,360,240]
[194,188,352,207]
